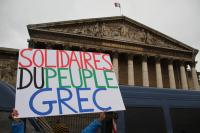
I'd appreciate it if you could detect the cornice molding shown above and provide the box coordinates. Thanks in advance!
[27,16,198,55]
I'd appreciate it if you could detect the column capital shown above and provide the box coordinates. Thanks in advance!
[189,61,197,67]
[178,60,187,66]
[168,58,174,65]
[127,53,135,59]
[142,54,148,61]
[155,56,161,63]
[112,51,119,58]
[178,60,186,66]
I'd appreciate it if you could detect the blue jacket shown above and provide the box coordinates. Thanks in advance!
[12,120,24,133]
[82,119,102,133]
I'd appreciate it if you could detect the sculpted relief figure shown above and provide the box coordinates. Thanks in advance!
[72,23,101,37]
[92,23,100,37]
[134,29,147,42]
[127,26,138,41]
[146,32,157,45]
[164,42,179,49]
[72,27,81,34]
[63,26,74,33]
[0,60,17,86]
[111,26,121,38]
[85,25,93,36]
[102,23,127,39]
[156,38,168,47]
[101,23,148,42]
[152,35,176,49]
[63,28,69,33]
[146,33,179,49]
[128,32,135,41]
[72,25,87,35]
[49,27,63,32]
[102,23,111,37]
[120,25,129,39]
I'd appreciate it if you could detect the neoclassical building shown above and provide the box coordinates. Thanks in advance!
[26,16,199,90]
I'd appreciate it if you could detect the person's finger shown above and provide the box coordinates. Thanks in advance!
[12,110,19,118]
[12,113,18,117]
[13,109,18,113]
[13,109,19,115]
[99,112,106,121]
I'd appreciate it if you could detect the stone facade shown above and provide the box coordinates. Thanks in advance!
[1,16,199,90]
[26,16,199,90]
[0,47,18,86]
[0,16,199,89]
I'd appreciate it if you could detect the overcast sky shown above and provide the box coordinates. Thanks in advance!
[0,0,199,71]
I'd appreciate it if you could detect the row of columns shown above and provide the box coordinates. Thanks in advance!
[112,53,200,90]
[31,42,199,90]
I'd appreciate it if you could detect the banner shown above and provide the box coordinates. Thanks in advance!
[15,49,125,118]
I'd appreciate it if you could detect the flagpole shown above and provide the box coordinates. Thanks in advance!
[120,0,123,16]
[114,2,123,16]
[120,6,122,16]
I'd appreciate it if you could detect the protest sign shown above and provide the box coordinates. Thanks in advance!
[15,49,125,118]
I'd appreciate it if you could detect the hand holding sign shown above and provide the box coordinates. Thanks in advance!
[15,49,125,118]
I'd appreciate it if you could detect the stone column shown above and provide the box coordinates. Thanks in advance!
[180,61,188,90]
[168,59,176,89]
[112,52,119,81]
[128,54,134,85]
[155,57,163,88]
[142,55,149,87]
[190,62,199,90]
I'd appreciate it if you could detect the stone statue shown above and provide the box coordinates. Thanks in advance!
[92,23,100,37]
[102,23,111,37]
[135,29,146,42]
[120,25,129,38]
[146,32,157,45]
[0,60,17,86]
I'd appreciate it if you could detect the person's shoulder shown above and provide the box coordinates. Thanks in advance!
[12,120,24,126]
[91,119,101,126]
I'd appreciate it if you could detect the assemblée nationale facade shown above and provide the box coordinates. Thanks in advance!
[1,16,199,90]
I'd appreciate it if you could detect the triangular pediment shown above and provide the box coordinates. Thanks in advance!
[27,16,197,52]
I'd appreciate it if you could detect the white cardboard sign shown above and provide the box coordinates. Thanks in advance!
[15,49,125,118]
